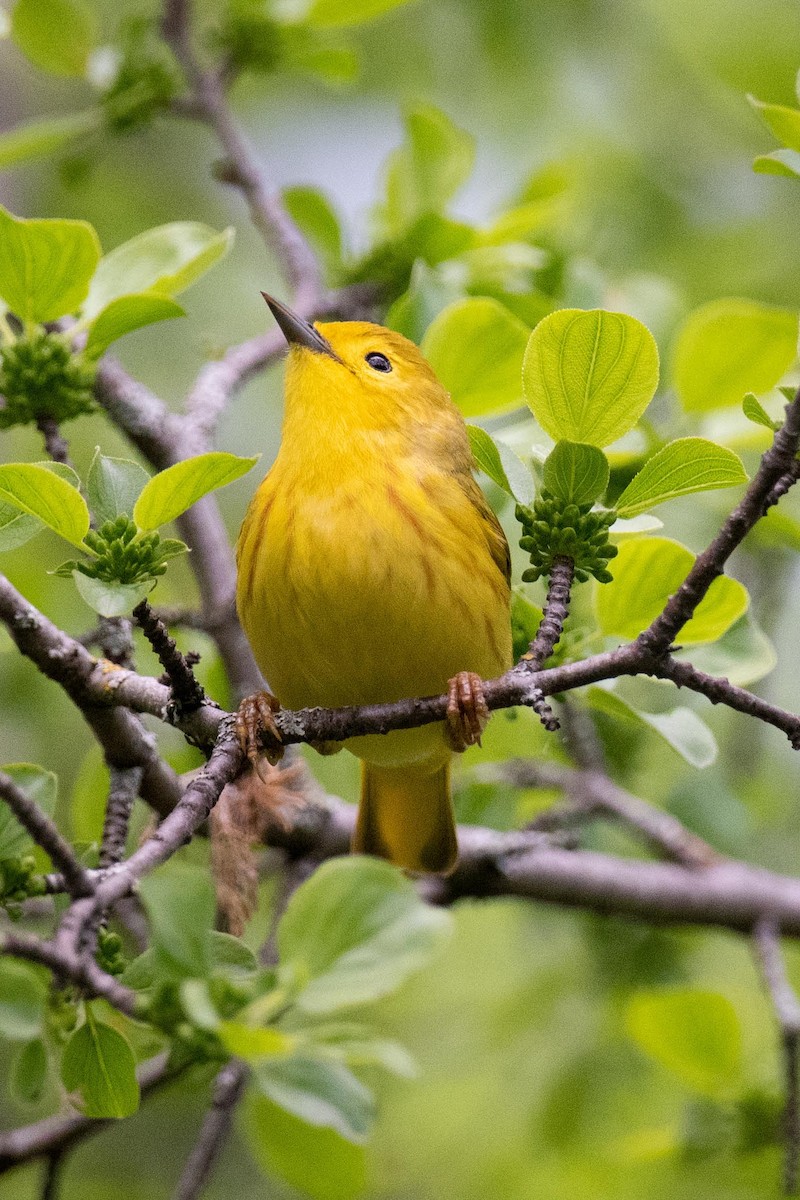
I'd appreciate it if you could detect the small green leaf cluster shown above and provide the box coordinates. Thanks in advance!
[749,75,800,179]
[57,516,184,586]
[95,927,126,977]
[0,854,42,908]
[101,18,181,136]
[0,330,96,430]
[516,493,617,584]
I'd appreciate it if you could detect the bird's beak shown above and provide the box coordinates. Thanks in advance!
[261,292,340,361]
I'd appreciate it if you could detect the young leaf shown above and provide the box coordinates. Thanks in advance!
[753,149,800,178]
[672,298,798,412]
[218,1023,295,1060]
[83,223,235,319]
[0,109,101,168]
[138,865,216,979]
[0,206,100,324]
[133,452,259,531]
[303,1023,417,1077]
[0,464,89,547]
[0,961,46,1040]
[587,689,717,769]
[748,94,800,153]
[86,450,150,525]
[244,1091,367,1200]
[61,1013,140,1118]
[742,393,780,432]
[386,258,463,343]
[84,293,185,360]
[626,989,742,1099]
[383,104,475,234]
[0,503,42,552]
[467,425,534,503]
[253,1056,375,1143]
[302,0,413,28]
[209,932,259,974]
[421,297,530,416]
[11,0,96,77]
[523,308,660,447]
[595,536,748,645]
[277,857,451,1015]
[0,763,57,858]
[72,573,156,619]
[680,613,777,689]
[614,438,748,518]
[283,187,342,278]
[542,441,610,505]
[11,1037,48,1104]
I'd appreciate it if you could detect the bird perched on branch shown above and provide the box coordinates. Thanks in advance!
[235,295,512,873]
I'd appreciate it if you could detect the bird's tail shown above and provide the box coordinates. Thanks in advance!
[353,760,458,875]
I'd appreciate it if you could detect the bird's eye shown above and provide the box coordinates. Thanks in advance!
[365,352,392,373]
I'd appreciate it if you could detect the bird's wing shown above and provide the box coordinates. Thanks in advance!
[465,476,512,586]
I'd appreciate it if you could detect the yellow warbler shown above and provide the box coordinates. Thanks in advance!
[236,295,512,873]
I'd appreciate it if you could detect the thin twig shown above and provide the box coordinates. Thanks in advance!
[172,1060,248,1200]
[134,599,206,714]
[518,554,575,731]
[35,415,71,467]
[98,765,143,870]
[754,918,800,1194]
[0,772,93,897]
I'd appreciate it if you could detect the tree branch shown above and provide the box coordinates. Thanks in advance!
[0,772,93,897]
[172,1060,248,1200]
[754,918,800,1194]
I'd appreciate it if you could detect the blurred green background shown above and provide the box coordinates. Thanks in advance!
[2,0,800,1195]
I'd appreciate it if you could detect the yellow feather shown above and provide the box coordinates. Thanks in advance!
[236,318,512,871]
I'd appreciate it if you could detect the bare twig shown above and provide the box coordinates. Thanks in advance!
[98,765,143,870]
[0,772,92,897]
[754,918,800,1194]
[134,599,206,714]
[172,1060,248,1200]
[35,415,71,467]
[518,554,575,731]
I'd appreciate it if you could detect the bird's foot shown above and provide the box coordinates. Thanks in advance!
[445,671,490,752]
[235,690,284,779]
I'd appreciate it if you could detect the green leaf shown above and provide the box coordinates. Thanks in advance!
[0,463,90,547]
[467,426,534,504]
[282,187,342,278]
[11,0,96,77]
[0,763,57,858]
[253,1056,375,1143]
[139,865,216,979]
[742,393,780,432]
[523,308,660,447]
[72,573,155,619]
[0,206,100,324]
[587,689,717,769]
[626,989,741,1098]
[86,450,151,525]
[748,94,800,152]
[678,613,777,689]
[0,109,100,168]
[304,1023,417,1077]
[595,536,748,645]
[84,293,185,360]
[421,297,530,417]
[383,105,475,234]
[543,441,610,505]
[244,1091,367,1200]
[278,857,451,1015]
[0,503,42,552]
[386,259,463,343]
[753,149,800,178]
[11,1037,48,1103]
[0,961,46,1040]
[218,1023,295,1059]
[209,932,259,974]
[83,223,235,319]
[672,298,798,413]
[133,452,259,531]
[302,0,413,27]
[61,1012,140,1118]
[615,439,748,518]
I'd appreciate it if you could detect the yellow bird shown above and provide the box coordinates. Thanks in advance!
[235,295,512,873]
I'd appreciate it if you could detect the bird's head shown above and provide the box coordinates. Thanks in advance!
[263,293,456,436]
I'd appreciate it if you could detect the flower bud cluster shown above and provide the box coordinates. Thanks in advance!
[0,332,96,429]
[516,490,618,584]
[57,516,177,586]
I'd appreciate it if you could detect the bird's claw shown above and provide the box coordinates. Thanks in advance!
[235,691,284,780]
[445,671,490,752]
